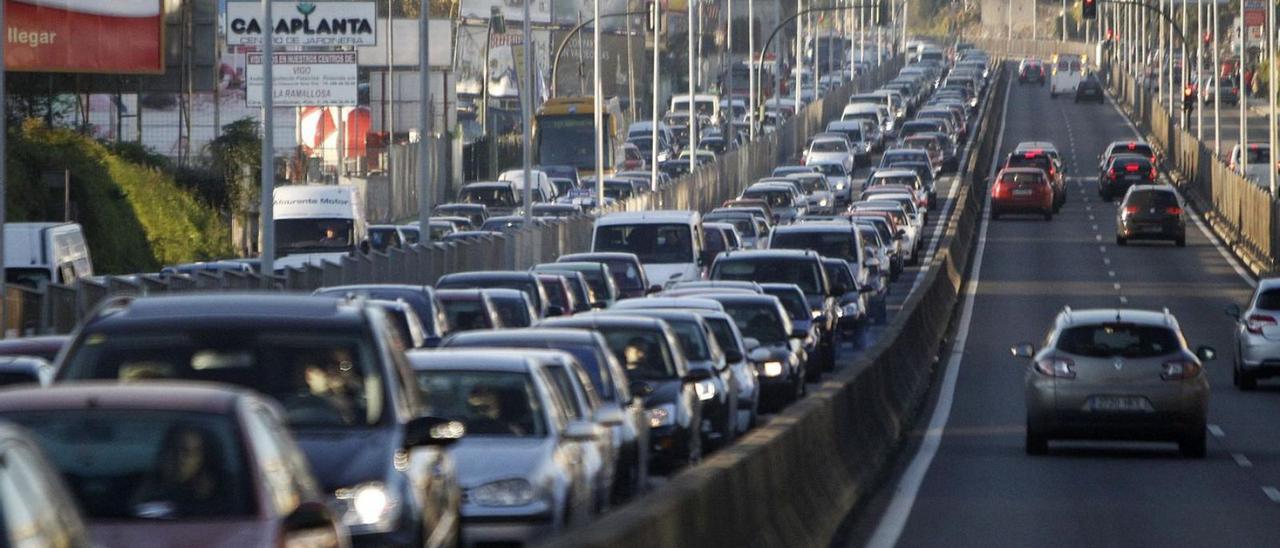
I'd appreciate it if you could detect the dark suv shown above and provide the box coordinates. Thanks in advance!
[1018,59,1046,84]
[55,294,463,547]
[1100,154,1158,201]
[1116,185,1186,246]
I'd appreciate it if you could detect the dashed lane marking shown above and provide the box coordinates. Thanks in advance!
[1264,487,1280,504]
[1232,453,1254,468]
[1209,424,1225,438]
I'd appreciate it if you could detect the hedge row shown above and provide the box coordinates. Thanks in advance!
[6,120,234,274]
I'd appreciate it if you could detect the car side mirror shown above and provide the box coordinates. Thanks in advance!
[647,284,664,295]
[546,305,565,317]
[748,348,771,362]
[1225,304,1241,320]
[1195,346,1218,362]
[404,416,466,449]
[422,336,443,349]
[859,285,874,294]
[1010,343,1035,359]
[282,502,338,542]
[564,420,600,441]
[742,337,761,351]
[682,369,713,383]
[594,405,626,426]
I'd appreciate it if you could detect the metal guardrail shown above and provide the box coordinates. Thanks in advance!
[4,60,905,337]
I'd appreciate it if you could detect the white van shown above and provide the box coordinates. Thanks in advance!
[3,223,93,287]
[670,94,721,124]
[270,185,367,270]
[591,211,707,287]
[498,169,557,203]
[1050,53,1085,98]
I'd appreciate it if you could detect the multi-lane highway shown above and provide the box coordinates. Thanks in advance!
[839,65,1280,547]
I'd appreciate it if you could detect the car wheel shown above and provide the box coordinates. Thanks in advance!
[1179,428,1207,458]
[1176,236,1186,247]
[1025,425,1049,455]
[1235,355,1258,390]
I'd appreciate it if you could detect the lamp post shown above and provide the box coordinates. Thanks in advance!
[749,0,756,141]
[652,0,661,192]
[521,0,533,233]
[259,0,275,285]
[418,0,432,243]
[688,0,697,157]
[595,0,605,205]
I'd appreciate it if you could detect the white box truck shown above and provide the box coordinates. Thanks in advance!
[269,185,368,271]
[4,222,93,287]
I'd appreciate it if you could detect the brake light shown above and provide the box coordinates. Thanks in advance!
[1165,206,1184,215]
[1108,168,1117,180]
[1035,357,1076,379]
[1246,314,1276,334]
[1150,167,1158,180]
[1024,152,1037,159]
[1127,142,1137,150]
[1125,164,1140,172]
[1123,205,1139,215]
[1161,359,1202,380]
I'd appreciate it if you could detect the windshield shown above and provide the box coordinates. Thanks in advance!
[708,216,756,238]
[824,262,855,291]
[276,218,355,255]
[771,231,857,262]
[601,328,678,380]
[812,140,847,153]
[60,330,385,428]
[489,297,534,328]
[743,189,794,208]
[664,320,710,361]
[537,114,610,169]
[1244,146,1270,163]
[812,163,847,177]
[763,289,809,320]
[1056,323,1182,358]
[441,299,492,331]
[594,224,694,264]
[3,410,253,520]
[460,187,517,208]
[793,177,827,193]
[873,174,918,187]
[368,227,399,251]
[714,258,820,294]
[721,302,789,344]
[415,371,547,437]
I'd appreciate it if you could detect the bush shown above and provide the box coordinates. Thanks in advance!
[6,120,234,274]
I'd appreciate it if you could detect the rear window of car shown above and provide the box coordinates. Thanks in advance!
[1255,289,1280,310]
[762,289,809,320]
[1111,157,1152,170]
[1124,190,1178,209]
[770,230,856,261]
[1007,155,1051,170]
[1056,323,1181,358]
[999,171,1045,185]
[1110,144,1155,158]
[713,258,821,294]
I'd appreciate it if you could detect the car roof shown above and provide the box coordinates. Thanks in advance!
[439,271,537,282]
[595,210,699,225]
[873,169,919,178]
[539,313,671,331]
[773,222,855,233]
[86,294,364,331]
[610,297,726,311]
[407,348,545,373]
[560,252,641,263]
[1055,307,1178,329]
[716,249,819,261]
[445,327,601,346]
[0,381,247,414]
[462,181,514,189]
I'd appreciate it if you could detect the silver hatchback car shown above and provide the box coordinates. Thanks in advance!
[1013,307,1216,457]
[1227,278,1280,390]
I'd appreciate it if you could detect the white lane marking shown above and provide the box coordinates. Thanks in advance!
[865,75,1013,548]
[1108,270,1116,277]
[1095,235,1102,241]
[1264,487,1280,504]
[1099,246,1107,253]
[1208,424,1225,438]
[1113,283,1122,290]
[1105,95,1257,288]
[1089,214,1095,220]
[1232,453,1254,468]
[1103,257,1111,265]
[1092,224,1099,231]
[1086,205,1093,211]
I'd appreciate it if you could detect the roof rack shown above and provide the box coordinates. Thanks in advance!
[1061,305,1072,324]
[1162,307,1174,325]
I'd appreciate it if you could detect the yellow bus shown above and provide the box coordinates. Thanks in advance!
[533,96,627,177]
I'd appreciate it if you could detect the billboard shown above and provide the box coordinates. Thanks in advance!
[3,0,165,73]
[246,52,358,107]
[226,1,377,47]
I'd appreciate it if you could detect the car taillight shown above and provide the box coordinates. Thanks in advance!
[1035,357,1076,379]
[1246,314,1277,334]
[1161,359,1202,380]
[1123,205,1139,216]
[1108,168,1117,180]
[1165,206,1183,215]
[1149,167,1158,180]
[1125,164,1140,172]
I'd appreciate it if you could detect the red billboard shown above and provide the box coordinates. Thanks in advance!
[4,0,165,74]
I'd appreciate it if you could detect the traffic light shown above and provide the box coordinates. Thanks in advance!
[1083,0,1097,20]
[1182,84,1196,111]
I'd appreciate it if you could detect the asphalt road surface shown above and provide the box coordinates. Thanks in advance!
[840,70,1280,547]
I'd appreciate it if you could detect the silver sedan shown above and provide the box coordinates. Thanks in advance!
[1013,307,1215,458]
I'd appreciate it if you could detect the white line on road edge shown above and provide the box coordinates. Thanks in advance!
[1105,97,1257,288]
[864,74,1013,548]
[1263,486,1280,503]
[1208,424,1225,438]
[1232,453,1253,467]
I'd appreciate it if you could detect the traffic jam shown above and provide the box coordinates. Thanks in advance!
[0,40,993,547]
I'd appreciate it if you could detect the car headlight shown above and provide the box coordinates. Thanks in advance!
[469,479,537,507]
[335,482,399,532]
[811,309,824,319]
[647,404,676,428]
[762,361,785,377]
[695,379,717,401]
[835,181,847,190]
[818,199,830,207]
[842,303,862,317]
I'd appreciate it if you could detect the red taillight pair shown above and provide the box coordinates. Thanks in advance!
[1035,357,1075,378]
[1161,359,1202,380]
[1246,314,1277,334]
[1166,206,1183,215]
[1124,164,1140,172]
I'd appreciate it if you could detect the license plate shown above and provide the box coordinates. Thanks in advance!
[1012,189,1033,196]
[1140,225,1164,233]
[1125,175,1141,181]
[1087,396,1154,413]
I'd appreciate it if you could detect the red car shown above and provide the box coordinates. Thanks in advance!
[1005,148,1066,211]
[991,168,1054,220]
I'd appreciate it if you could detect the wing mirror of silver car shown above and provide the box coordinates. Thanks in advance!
[1010,343,1035,359]
[1224,304,1241,320]
[1195,346,1218,362]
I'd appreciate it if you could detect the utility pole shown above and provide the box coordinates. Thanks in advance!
[1196,0,1203,139]
[1212,0,1219,155]
[0,0,7,334]
[727,0,735,143]
[595,0,606,205]
[1269,0,1276,194]
[749,0,756,141]
[418,0,432,244]
[688,0,697,156]
[521,0,534,234]
[651,0,661,192]
[259,0,276,285]
[796,0,804,112]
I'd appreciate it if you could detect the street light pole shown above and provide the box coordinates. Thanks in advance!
[796,0,805,112]
[1212,0,1220,155]
[521,0,533,232]
[595,0,605,205]
[652,0,661,192]
[1269,0,1277,194]
[418,0,432,244]
[1196,0,1202,139]
[259,0,275,285]
[688,0,697,157]
[749,0,756,141]
[0,0,7,333]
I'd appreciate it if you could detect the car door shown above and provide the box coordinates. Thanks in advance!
[541,366,602,519]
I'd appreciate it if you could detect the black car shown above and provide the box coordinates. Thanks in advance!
[433,203,489,228]
[1074,75,1105,103]
[313,284,451,347]
[437,289,505,332]
[54,294,463,547]
[539,314,708,471]
[483,288,539,328]
[1116,185,1186,246]
[532,262,620,308]
[436,271,553,318]
[1100,153,1158,201]
[601,309,737,451]
[440,327,650,502]
[709,249,836,373]
[558,252,655,300]
[699,293,804,410]
[0,356,51,386]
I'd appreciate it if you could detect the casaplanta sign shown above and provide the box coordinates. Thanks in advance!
[226,1,377,46]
